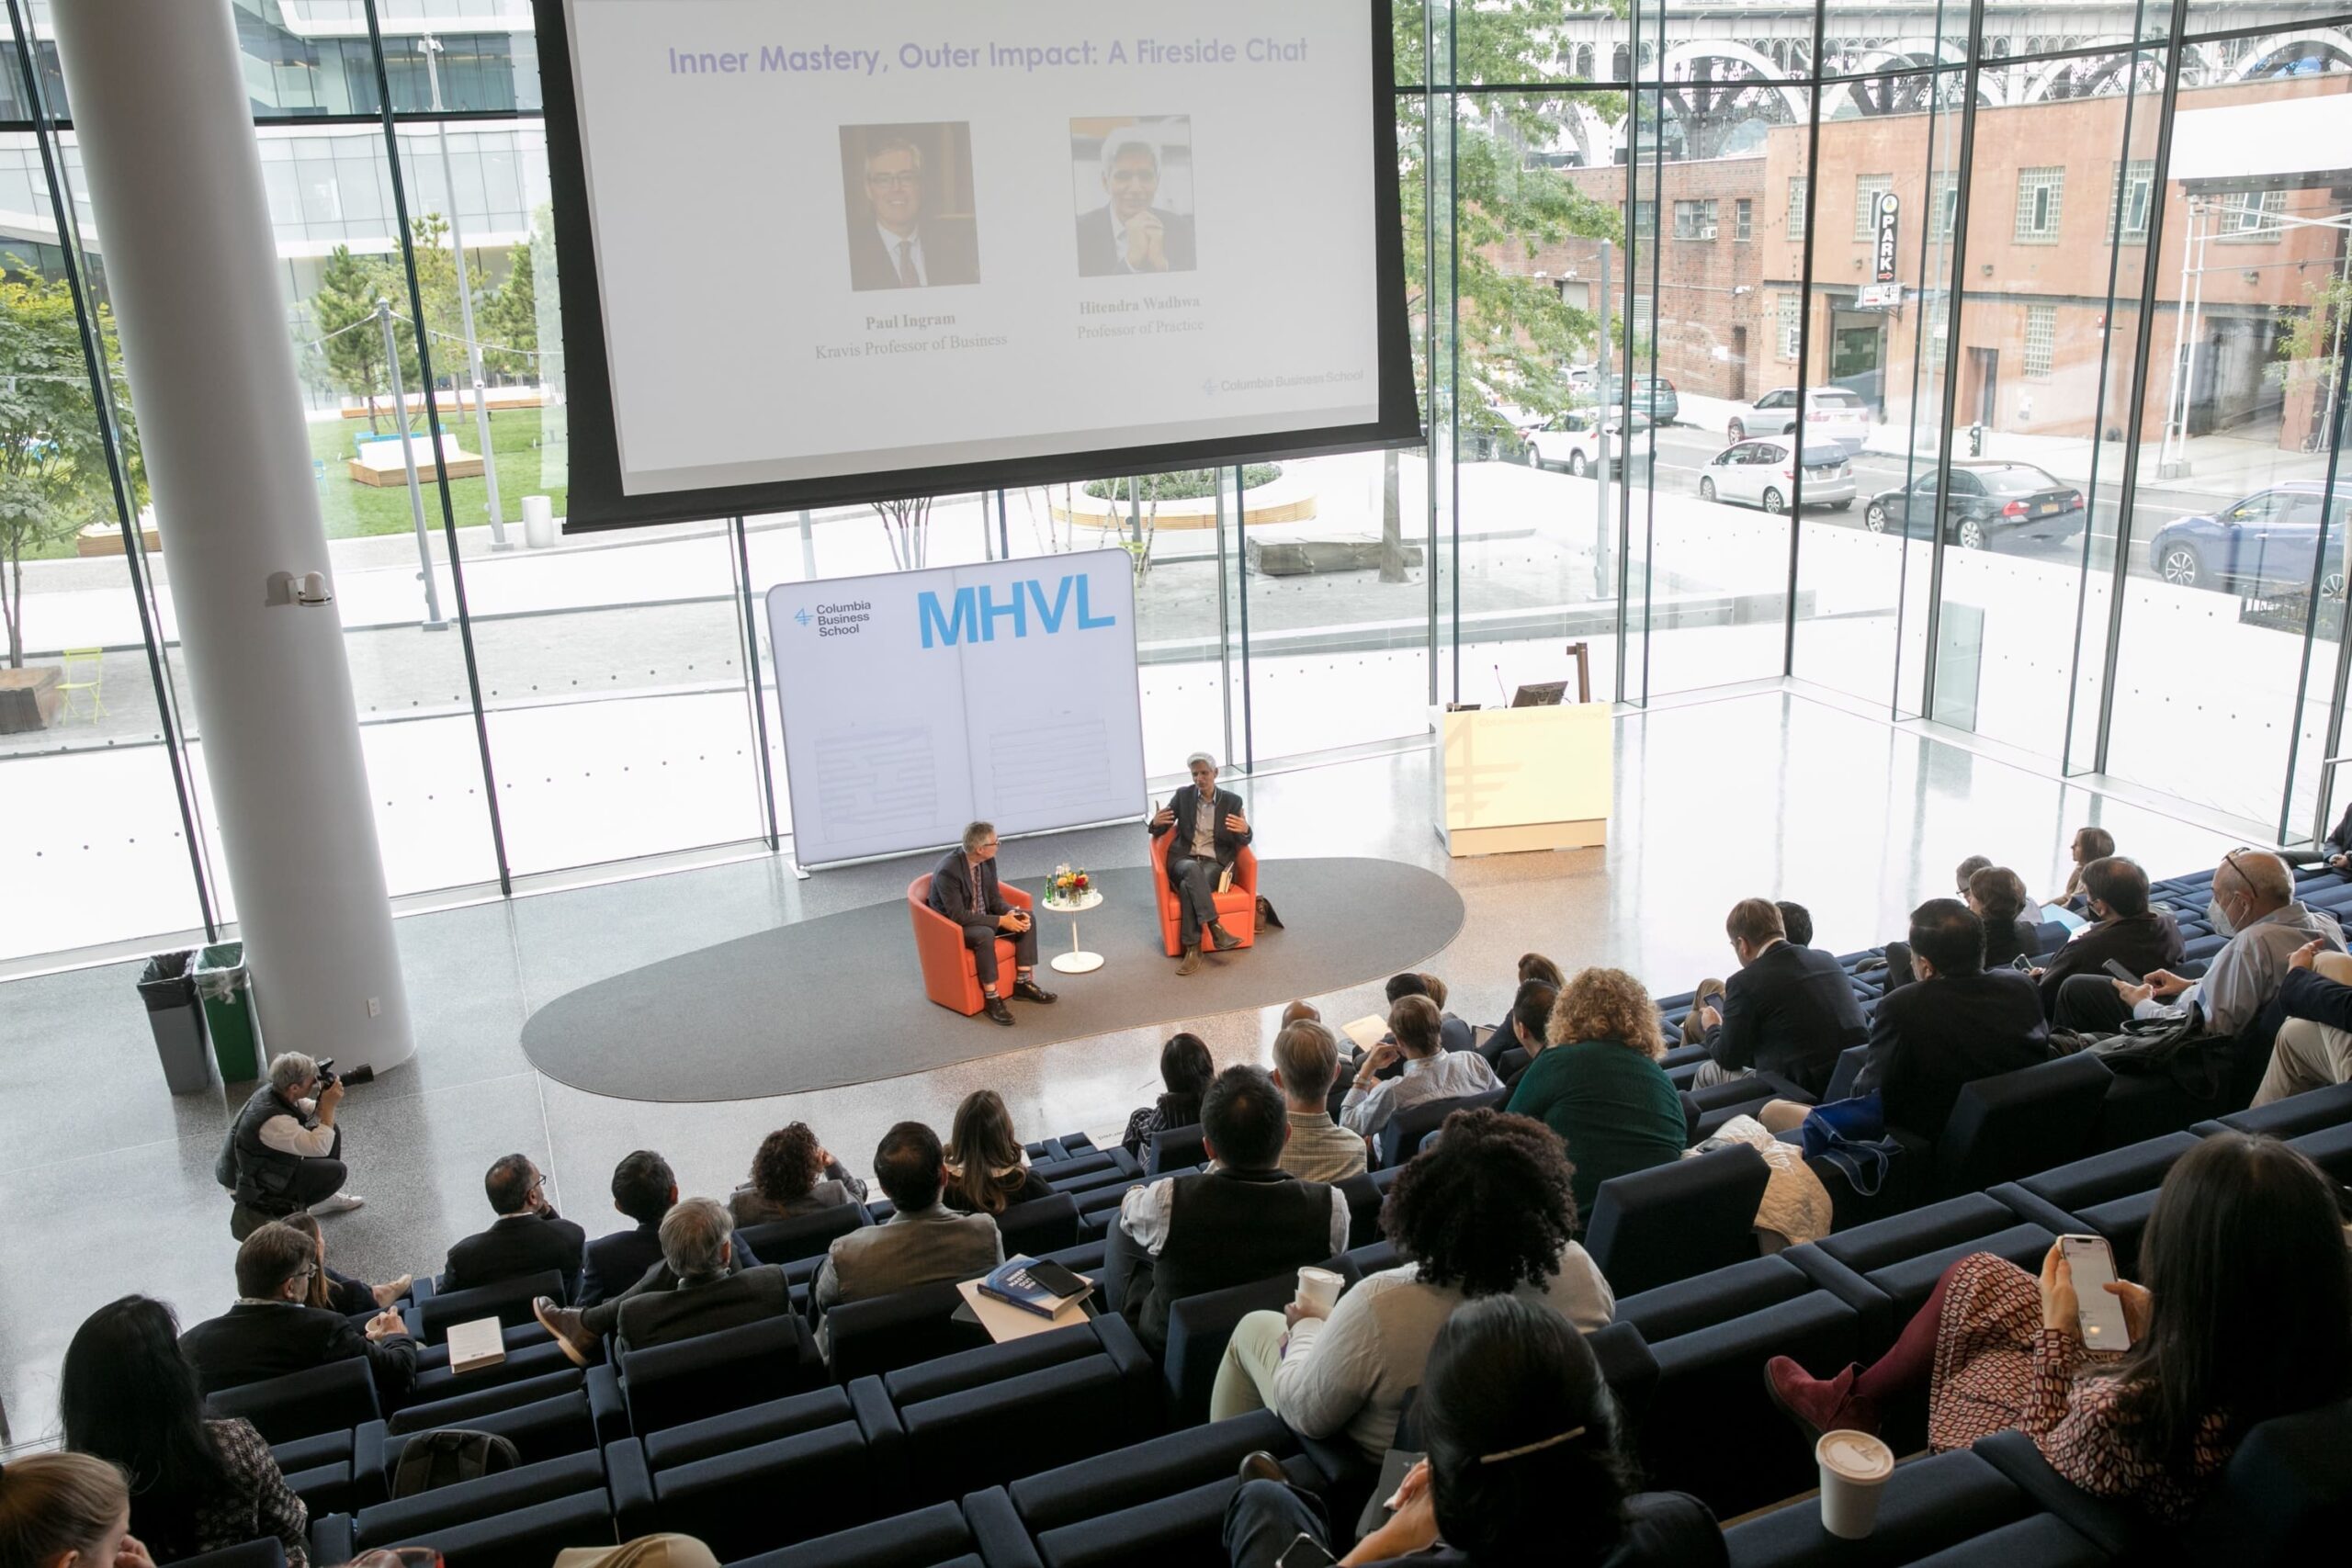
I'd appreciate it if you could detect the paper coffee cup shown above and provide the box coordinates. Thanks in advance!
[1815,1429,1894,1540]
[1295,1266,1344,1314]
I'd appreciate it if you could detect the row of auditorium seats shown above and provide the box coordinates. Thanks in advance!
[184,1082,2352,1568]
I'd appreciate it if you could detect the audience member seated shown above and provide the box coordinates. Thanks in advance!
[179,1222,415,1402]
[1854,900,2051,1138]
[1970,864,2040,970]
[1110,1065,1351,1355]
[1955,853,1993,896]
[1271,1019,1368,1184]
[575,1150,763,1314]
[1222,1294,1723,1568]
[280,1211,409,1317]
[1210,1108,1613,1459]
[1690,897,1865,1096]
[2052,825,2116,910]
[1505,966,1686,1220]
[1775,900,1815,948]
[2052,851,2343,1046]
[811,1122,1002,1349]
[2030,856,2185,1021]
[1415,972,1477,1054]
[2256,942,2352,1104]
[1340,996,1501,1142]
[62,1295,309,1568]
[1123,1032,1215,1156]
[2304,795,2352,875]
[1493,977,1558,1090]
[729,1124,869,1227]
[1487,953,1565,1064]
[1767,1132,2352,1521]
[942,1089,1055,1214]
[439,1152,587,1302]
[0,1453,161,1568]
[537,1197,792,1360]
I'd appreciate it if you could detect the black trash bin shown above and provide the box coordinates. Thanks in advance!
[138,950,212,1095]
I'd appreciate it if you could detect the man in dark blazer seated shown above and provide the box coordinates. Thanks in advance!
[1151,750,1252,976]
[576,1148,761,1309]
[1692,897,1867,1097]
[1075,128,1198,276]
[439,1153,588,1303]
[180,1220,416,1403]
[1855,898,2052,1139]
[930,820,1055,1026]
[2030,855,2185,1020]
[534,1195,792,1364]
[848,135,979,290]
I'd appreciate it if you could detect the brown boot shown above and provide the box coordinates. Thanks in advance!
[534,1295,597,1369]
[1178,947,1201,976]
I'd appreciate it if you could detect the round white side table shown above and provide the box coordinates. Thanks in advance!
[1041,888,1105,974]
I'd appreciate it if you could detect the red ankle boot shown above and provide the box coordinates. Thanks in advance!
[1764,1356,1881,1441]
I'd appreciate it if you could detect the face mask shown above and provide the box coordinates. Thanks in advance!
[2207,897,2237,939]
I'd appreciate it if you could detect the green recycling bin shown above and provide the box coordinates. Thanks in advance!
[195,942,262,1083]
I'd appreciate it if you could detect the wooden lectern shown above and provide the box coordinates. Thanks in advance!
[1431,675,1611,857]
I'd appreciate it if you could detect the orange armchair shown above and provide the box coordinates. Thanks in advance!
[1150,830,1259,958]
[909,874,1035,1016]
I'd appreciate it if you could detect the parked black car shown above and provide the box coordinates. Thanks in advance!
[1862,460,2086,550]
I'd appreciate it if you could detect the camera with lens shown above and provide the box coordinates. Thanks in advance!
[316,1057,376,1089]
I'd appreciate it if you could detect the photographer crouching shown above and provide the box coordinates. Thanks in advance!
[218,1050,374,1239]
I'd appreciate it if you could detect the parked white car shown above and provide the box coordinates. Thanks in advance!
[1522,407,1652,476]
[1697,437,1856,514]
[1726,387,1873,458]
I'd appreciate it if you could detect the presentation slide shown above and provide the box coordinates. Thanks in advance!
[765,549,1147,866]
[543,0,1412,524]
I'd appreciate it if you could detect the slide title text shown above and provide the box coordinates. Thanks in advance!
[664,37,1311,77]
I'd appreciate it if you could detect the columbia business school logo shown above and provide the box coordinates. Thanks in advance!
[789,573,1116,647]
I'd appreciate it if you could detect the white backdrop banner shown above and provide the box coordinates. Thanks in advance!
[766,548,1147,866]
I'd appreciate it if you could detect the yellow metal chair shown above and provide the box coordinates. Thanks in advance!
[58,647,105,722]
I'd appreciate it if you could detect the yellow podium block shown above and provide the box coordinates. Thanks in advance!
[1432,703,1611,856]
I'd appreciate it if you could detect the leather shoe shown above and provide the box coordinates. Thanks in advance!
[1208,923,1241,952]
[1012,977,1057,1004]
[534,1295,596,1369]
[1236,1450,1288,1486]
[1177,947,1201,976]
[1763,1356,1877,1442]
[984,997,1015,1026]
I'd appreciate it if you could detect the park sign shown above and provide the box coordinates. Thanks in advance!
[1873,191,1900,284]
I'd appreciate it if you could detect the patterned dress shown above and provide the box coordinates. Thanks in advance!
[136,1419,309,1568]
[1926,1253,2231,1521]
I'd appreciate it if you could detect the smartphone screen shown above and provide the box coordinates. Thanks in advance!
[2009,954,2035,973]
[1023,1258,1088,1299]
[2060,1235,2133,1349]
[1275,1534,1338,1568]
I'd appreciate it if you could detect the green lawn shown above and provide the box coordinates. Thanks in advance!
[309,406,569,540]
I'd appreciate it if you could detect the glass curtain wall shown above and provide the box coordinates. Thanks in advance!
[12,1,2352,967]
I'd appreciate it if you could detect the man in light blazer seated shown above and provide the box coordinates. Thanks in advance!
[812,1122,1003,1359]
[930,820,1055,1026]
[533,1194,789,1365]
[1151,751,1253,976]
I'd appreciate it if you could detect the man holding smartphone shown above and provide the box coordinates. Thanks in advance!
[928,821,1054,1027]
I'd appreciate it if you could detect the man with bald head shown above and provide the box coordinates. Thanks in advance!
[2052,850,2343,1049]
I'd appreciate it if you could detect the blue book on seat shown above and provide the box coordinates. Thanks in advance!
[978,1255,1091,1317]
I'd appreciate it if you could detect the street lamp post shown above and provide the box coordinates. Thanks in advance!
[376,299,448,629]
[417,32,512,550]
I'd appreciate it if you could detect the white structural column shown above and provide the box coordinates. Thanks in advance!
[53,0,415,1074]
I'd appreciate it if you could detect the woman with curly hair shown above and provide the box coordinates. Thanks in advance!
[941,1090,1055,1214]
[1206,1107,1613,1461]
[729,1122,868,1225]
[1506,965,1686,1223]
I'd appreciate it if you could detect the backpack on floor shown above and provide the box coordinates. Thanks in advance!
[390,1429,521,1498]
[1255,894,1284,931]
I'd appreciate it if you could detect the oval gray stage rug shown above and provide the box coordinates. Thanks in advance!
[520,858,1466,1102]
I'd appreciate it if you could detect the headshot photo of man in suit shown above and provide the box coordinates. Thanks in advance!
[842,123,981,291]
[1073,118,1198,276]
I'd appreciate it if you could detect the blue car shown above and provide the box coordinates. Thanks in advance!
[2146,480,2352,598]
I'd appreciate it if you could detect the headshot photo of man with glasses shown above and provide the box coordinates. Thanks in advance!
[841,122,981,291]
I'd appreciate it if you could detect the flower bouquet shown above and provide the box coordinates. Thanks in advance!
[1046,864,1093,906]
